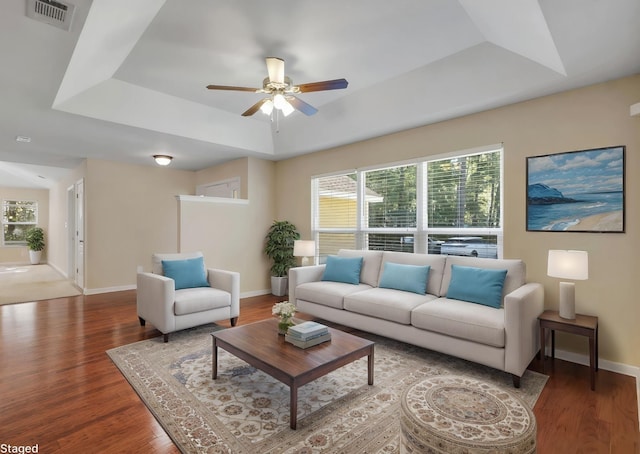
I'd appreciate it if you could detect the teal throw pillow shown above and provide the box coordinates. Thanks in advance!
[162,257,210,290]
[379,262,430,295]
[446,265,507,308]
[322,255,363,285]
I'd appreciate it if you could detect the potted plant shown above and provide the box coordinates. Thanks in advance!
[25,226,45,265]
[264,220,300,296]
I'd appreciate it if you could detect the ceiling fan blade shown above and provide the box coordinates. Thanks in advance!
[241,98,269,117]
[288,96,318,116]
[206,84,259,92]
[266,57,285,84]
[296,78,348,93]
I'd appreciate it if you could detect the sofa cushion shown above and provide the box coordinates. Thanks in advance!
[174,287,230,315]
[379,262,430,295]
[446,265,507,308]
[411,298,505,347]
[441,256,526,304]
[322,255,363,284]
[379,251,446,296]
[296,281,373,309]
[162,257,210,290]
[338,249,383,287]
[344,288,436,325]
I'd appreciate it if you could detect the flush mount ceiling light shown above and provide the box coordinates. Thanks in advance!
[16,135,32,143]
[153,155,173,166]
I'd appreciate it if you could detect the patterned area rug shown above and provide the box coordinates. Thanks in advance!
[107,325,547,453]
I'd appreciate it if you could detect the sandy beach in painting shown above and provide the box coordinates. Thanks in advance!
[566,210,623,231]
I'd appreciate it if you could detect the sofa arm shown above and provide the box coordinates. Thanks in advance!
[136,272,176,334]
[207,269,240,318]
[288,265,325,302]
[504,282,544,377]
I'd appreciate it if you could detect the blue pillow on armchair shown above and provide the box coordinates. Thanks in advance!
[162,257,210,290]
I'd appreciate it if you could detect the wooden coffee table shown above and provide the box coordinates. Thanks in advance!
[211,318,375,429]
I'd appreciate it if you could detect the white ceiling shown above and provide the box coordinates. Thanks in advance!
[1,0,639,189]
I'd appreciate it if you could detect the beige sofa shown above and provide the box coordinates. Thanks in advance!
[289,249,543,387]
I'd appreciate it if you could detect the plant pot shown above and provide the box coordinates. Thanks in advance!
[271,276,288,296]
[29,250,42,265]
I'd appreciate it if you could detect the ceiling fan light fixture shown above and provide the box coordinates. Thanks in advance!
[280,100,295,117]
[153,155,173,166]
[273,93,287,110]
[260,99,274,115]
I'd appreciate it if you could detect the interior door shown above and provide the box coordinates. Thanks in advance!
[67,185,75,278]
[75,179,84,289]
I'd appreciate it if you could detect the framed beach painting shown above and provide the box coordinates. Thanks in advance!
[526,146,625,233]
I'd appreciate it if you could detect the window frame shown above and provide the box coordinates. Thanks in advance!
[311,144,503,261]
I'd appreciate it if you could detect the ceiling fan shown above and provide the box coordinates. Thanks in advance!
[206,57,348,117]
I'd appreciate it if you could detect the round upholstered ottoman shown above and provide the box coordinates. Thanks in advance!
[400,375,536,454]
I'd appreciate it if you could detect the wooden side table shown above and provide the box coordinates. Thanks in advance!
[539,310,598,390]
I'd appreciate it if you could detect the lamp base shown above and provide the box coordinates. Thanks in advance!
[558,281,576,319]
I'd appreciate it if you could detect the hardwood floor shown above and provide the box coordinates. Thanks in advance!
[0,291,637,453]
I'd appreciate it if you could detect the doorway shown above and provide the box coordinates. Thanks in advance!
[66,178,84,290]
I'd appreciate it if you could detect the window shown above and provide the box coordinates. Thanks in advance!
[2,200,38,246]
[312,173,358,262]
[364,164,417,252]
[312,146,502,261]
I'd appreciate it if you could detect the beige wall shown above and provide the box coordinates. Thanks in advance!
[180,157,276,293]
[195,157,249,199]
[0,186,50,264]
[46,156,275,295]
[275,74,640,368]
[84,159,194,290]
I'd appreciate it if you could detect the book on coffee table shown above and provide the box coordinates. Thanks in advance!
[288,321,329,340]
[285,332,331,349]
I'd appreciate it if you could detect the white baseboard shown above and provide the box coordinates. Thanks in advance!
[84,284,136,295]
[555,348,640,431]
[240,289,272,298]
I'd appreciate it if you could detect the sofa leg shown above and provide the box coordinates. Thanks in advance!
[512,374,521,388]
[163,333,169,343]
[138,316,146,326]
[230,317,238,327]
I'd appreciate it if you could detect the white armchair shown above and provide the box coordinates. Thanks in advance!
[136,252,240,342]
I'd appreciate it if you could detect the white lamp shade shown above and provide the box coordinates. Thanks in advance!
[547,250,589,280]
[293,240,315,257]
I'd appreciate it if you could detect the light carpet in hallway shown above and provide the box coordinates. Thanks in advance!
[0,264,81,305]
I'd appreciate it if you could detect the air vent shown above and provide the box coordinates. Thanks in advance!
[26,0,75,31]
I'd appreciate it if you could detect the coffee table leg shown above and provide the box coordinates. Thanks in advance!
[290,385,298,430]
[368,347,374,385]
[212,337,218,380]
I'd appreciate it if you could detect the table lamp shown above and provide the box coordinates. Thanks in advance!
[293,240,315,266]
[547,250,589,319]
